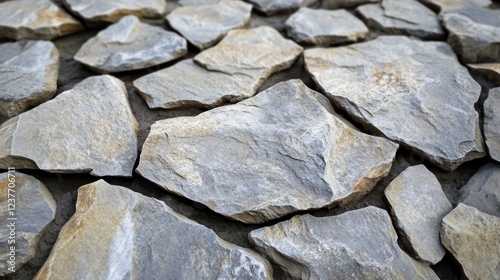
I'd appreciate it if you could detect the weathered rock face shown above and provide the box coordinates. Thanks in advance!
[485,87,500,162]
[469,63,500,85]
[246,0,302,15]
[285,8,369,45]
[304,36,484,171]
[248,207,438,279]
[61,0,166,23]
[420,0,492,12]
[34,180,273,280]
[322,0,379,9]
[356,0,444,39]
[0,41,59,117]
[384,165,452,265]
[441,8,500,63]
[0,0,83,40]
[459,163,500,217]
[0,172,56,276]
[136,80,398,224]
[179,0,221,5]
[166,0,252,50]
[441,203,500,280]
[74,15,186,73]
[0,75,138,177]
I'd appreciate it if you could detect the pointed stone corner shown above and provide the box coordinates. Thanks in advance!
[34,180,273,280]
[420,0,491,13]
[0,172,56,276]
[248,207,438,279]
[304,36,484,171]
[459,163,500,217]
[484,87,500,162]
[136,80,398,223]
[0,75,138,177]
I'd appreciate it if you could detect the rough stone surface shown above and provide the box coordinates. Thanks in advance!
[469,63,500,85]
[136,80,398,223]
[322,0,379,9]
[179,0,221,5]
[420,0,492,12]
[0,172,56,276]
[285,8,369,45]
[384,165,452,264]
[0,0,83,40]
[0,41,59,117]
[249,206,439,279]
[356,0,444,39]
[0,75,138,177]
[75,15,186,73]
[441,8,500,63]
[459,163,500,217]
[61,0,166,23]
[441,203,500,280]
[485,88,500,162]
[34,180,273,280]
[166,0,252,50]
[246,0,302,15]
[304,36,484,171]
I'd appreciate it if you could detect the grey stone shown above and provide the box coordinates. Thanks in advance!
[304,36,484,171]
[166,0,252,50]
[322,0,378,9]
[246,0,302,15]
[356,0,444,39]
[285,8,369,45]
[469,63,500,85]
[75,15,186,73]
[179,0,221,5]
[485,87,500,161]
[384,165,452,264]
[441,203,500,280]
[420,0,491,12]
[0,172,56,276]
[0,0,84,40]
[459,163,500,217]
[34,180,273,280]
[248,207,439,280]
[136,80,398,223]
[0,41,59,117]
[0,75,138,177]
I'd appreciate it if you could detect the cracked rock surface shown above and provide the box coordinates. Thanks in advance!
[484,87,500,161]
[459,163,500,217]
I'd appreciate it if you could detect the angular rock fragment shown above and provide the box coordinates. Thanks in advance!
[441,203,500,280]
[459,163,500,217]
[249,207,439,279]
[356,0,444,39]
[0,0,84,40]
[322,0,379,9]
[0,41,59,117]
[75,15,186,73]
[246,0,302,15]
[166,0,252,50]
[0,172,56,276]
[469,63,500,85]
[0,75,138,177]
[420,0,491,12]
[285,8,369,45]
[179,0,221,5]
[34,180,272,280]
[304,36,484,170]
[485,87,500,161]
[136,80,398,223]
[384,165,452,264]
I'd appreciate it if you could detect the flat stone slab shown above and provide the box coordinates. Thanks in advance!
[441,203,500,280]
[246,0,302,15]
[304,36,485,171]
[459,163,500,217]
[322,0,379,9]
[356,0,444,39]
[0,172,56,276]
[485,87,500,161]
[136,80,398,223]
[0,75,138,177]
[75,15,187,73]
[248,207,438,279]
[285,8,369,45]
[0,0,83,40]
[469,63,500,85]
[420,0,491,12]
[0,41,59,117]
[166,0,252,50]
[384,165,452,264]
[34,180,273,280]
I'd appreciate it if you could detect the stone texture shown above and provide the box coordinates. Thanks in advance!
[322,0,378,9]
[420,0,492,12]
[0,0,83,40]
[285,8,369,45]
[248,207,438,279]
[0,75,138,177]
[246,0,302,15]
[136,80,398,224]
[441,8,500,63]
[166,0,252,50]
[469,63,500,85]
[0,172,56,276]
[179,0,221,5]
[485,87,500,161]
[62,0,166,23]
[384,165,452,264]
[304,36,484,171]
[356,0,444,39]
[441,203,500,280]
[74,15,186,73]
[0,41,59,117]
[34,180,272,280]
[459,163,500,217]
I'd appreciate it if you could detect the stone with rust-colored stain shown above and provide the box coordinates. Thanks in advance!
[459,163,500,217]
[485,87,500,161]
